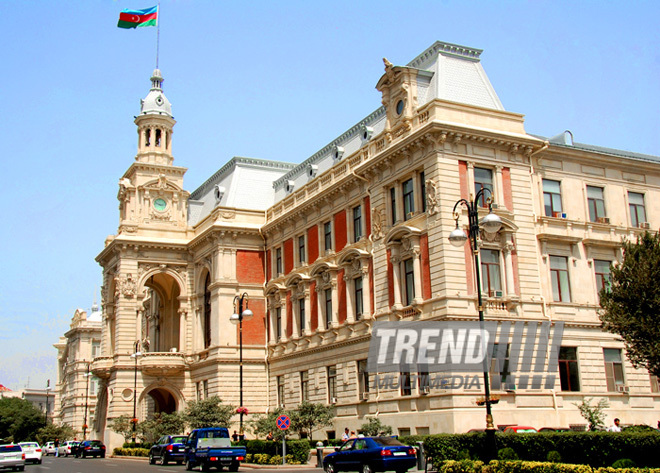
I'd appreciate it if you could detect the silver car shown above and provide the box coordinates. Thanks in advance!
[0,444,25,471]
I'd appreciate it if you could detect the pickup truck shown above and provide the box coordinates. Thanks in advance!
[184,427,246,471]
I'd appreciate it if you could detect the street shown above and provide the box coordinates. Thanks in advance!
[31,456,321,473]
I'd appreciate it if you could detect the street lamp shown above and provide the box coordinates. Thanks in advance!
[45,379,51,426]
[130,341,142,444]
[82,363,92,440]
[230,293,253,439]
[449,187,502,458]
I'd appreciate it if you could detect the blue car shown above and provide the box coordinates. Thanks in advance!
[323,437,417,473]
[149,435,188,465]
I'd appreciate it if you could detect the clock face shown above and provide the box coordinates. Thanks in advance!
[153,198,167,212]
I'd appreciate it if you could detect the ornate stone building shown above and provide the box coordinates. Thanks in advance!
[82,41,659,447]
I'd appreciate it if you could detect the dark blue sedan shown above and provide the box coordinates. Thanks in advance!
[149,435,188,465]
[323,437,417,473]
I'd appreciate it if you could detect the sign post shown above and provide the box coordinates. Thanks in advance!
[276,414,290,465]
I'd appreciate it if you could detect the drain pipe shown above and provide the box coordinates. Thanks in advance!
[258,223,271,412]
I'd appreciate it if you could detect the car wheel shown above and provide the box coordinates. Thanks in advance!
[186,460,196,471]
[149,453,155,465]
[228,461,239,472]
[325,462,335,473]
[159,455,168,466]
[362,463,373,473]
[82,452,86,459]
[178,461,184,465]
[201,462,210,472]
[17,467,25,472]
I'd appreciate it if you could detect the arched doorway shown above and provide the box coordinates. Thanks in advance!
[145,388,177,415]
[143,273,181,352]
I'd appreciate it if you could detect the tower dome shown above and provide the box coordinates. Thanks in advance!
[139,69,173,117]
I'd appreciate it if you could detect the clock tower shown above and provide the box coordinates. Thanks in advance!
[116,69,189,236]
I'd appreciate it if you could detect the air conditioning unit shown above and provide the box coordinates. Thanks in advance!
[330,397,338,404]
[597,217,610,224]
[421,386,431,395]
[616,385,630,393]
[553,211,567,219]
[490,203,499,210]
[361,392,369,401]
[639,222,651,229]
[494,290,504,298]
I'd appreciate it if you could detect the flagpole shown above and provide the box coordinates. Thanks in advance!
[156,0,161,69]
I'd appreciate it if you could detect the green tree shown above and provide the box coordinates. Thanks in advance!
[35,423,76,445]
[139,412,186,443]
[599,232,660,376]
[250,407,286,440]
[0,397,46,442]
[289,401,334,440]
[574,397,609,431]
[185,396,235,429]
[359,417,393,437]
[108,415,134,442]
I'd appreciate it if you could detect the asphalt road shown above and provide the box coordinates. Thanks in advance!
[30,456,322,473]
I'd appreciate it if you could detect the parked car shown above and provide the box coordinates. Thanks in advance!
[58,440,80,457]
[184,427,246,472]
[538,427,570,432]
[0,444,25,471]
[503,426,537,433]
[75,440,105,459]
[43,442,56,456]
[17,443,41,464]
[323,437,417,473]
[149,435,188,465]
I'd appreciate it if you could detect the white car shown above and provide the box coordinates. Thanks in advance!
[0,444,25,471]
[17,443,42,464]
[43,442,56,456]
[58,441,79,457]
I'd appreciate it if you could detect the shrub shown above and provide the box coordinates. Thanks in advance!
[245,453,252,462]
[112,447,149,457]
[270,455,282,465]
[547,451,562,463]
[439,459,484,473]
[498,448,519,460]
[285,454,300,465]
[612,459,637,468]
[458,450,472,460]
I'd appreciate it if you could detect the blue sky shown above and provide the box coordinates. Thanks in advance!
[0,0,658,391]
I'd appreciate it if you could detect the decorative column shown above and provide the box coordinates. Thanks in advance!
[503,238,516,297]
[315,279,325,330]
[495,165,505,206]
[303,284,312,336]
[390,246,403,309]
[360,260,372,317]
[279,289,288,341]
[344,272,355,324]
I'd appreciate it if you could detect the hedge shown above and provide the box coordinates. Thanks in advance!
[421,433,660,467]
[113,447,149,457]
[243,439,310,464]
[438,460,660,473]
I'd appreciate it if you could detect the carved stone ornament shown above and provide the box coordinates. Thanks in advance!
[351,258,361,273]
[151,208,172,221]
[480,228,501,243]
[118,274,137,298]
[401,237,412,252]
[426,178,439,216]
[372,207,384,240]
[322,271,332,284]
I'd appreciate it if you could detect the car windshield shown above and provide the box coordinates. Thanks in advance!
[0,446,21,452]
[20,443,38,447]
[372,437,404,446]
[88,441,103,446]
[172,436,188,443]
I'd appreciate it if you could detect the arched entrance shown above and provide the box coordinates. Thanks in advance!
[145,388,177,415]
[143,272,182,352]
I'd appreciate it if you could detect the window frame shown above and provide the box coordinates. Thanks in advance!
[402,178,415,220]
[276,307,282,340]
[390,187,397,224]
[298,235,306,265]
[327,366,337,403]
[324,288,333,329]
[400,371,412,396]
[323,221,333,252]
[277,375,285,407]
[354,276,364,320]
[352,204,363,243]
[297,298,306,335]
[603,348,625,391]
[628,191,647,228]
[275,247,283,275]
[587,185,606,222]
[550,255,571,302]
[474,167,494,208]
[480,249,502,296]
[543,179,563,217]
[300,371,309,402]
[558,346,580,392]
[403,258,415,306]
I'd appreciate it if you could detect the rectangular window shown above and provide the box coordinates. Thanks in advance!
[358,360,369,395]
[353,205,362,242]
[474,167,493,207]
[543,179,563,217]
[404,258,415,306]
[354,277,364,320]
[327,366,337,402]
[276,307,282,340]
[89,379,97,396]
[400,372,412,396]
[298,235,306,264]
[650,374,660,393]
[390,187,397,223]
[203,380,209,399]
[594,260,611,294]
[558,347,580,391]
[91,341,100,359]
[490,343,511,387]
[629,192,647,228]
[402,178,414,220]
[325,288,333,329]
[418,371,429,392]
[324,222,332,251]
[587,185,606,222]
[550,256,571,302]
[300,371,309,402]
[480,249,502,296]
[298,299,306,334]
[196,381,202,400]
[277,376,285,407]
[420,171,426,213]
[275,248,282,275]
[604,348,625,391]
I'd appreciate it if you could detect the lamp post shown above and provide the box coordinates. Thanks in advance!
[448,187,502,458]
[45,379,51,426]
[230,293,253,439]
[130,341,142,443]
[82,363,92,440]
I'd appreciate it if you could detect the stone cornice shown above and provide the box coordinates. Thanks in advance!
[122,161,187,179]
[268,332,371,362]
[407,41,483,69]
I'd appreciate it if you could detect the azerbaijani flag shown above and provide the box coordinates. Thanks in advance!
[117,5,158,29]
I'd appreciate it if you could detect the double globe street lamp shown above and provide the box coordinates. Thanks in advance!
[448,187,502,458]
[230,293,253,439]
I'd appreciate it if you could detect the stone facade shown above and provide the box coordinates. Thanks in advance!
[66,41,659,447]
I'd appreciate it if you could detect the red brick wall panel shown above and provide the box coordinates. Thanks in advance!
[464,242,474,295]
[338,269,346,324]
[334,210,347,251]
[266,249,272,281]
[364,196,371,237]
[310,281,318,332]
[459,161,469,200]
[502,167,513,211]
[420,234,432,300]
[307,226,319,263]
[283,238,294,275]
[241,298,266,345]
[236,250,265,284]
[286,291,293,338]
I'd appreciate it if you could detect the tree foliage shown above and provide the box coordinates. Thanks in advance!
[139,412,186,443]
[185,396,235,429]
[288,401,334,440]
[574,397,609,431]
[0,397,46,442]
[600,232,660,376]
[35,423,76,445]
[109,415,135,441]
[250,407,286,440]
[359,417,393,437]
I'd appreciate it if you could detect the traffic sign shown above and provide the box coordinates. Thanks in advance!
[276,414,290,430]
